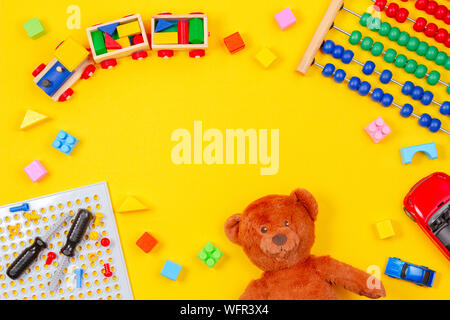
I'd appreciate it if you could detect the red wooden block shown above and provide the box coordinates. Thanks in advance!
[136,232,158,253]
[104,33,122,50]
[224,32,245,54]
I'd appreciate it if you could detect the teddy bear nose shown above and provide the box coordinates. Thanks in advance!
[272,234,287,246]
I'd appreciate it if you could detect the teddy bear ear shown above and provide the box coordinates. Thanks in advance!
[290,189,319,221]
[224,214,241,244]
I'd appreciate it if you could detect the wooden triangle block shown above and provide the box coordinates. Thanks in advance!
[20,110,48,129]
[118,196,147,213]
[104,33,122,50]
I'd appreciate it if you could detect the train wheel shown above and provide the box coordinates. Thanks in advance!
[100,59,117,69]
[58,88,74,102]
[158,50,174,58]
[81,64,96,79]
[189,49,205,58]
[132,51,148,60]
[32,64,46,77]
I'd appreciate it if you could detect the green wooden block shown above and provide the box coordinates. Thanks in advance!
[197,242,223,268]
[91,30,107,55]
[162,24,178,33]
[189,18,204,44]
[24,18,46,40]
[112,29,119,40]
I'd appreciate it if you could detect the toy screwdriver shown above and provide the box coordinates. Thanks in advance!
[49,209,92,291]
[6,213,72,280]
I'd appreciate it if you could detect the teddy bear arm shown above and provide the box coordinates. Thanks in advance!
[312,256,386,299]
[239,279,269,300]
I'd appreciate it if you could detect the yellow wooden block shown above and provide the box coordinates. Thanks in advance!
[255,48,277,68]
[375,220,395,239]
[118,196,147,213]
[115,37,131,48]
[20,110,48,129]
[117,21,141,38]
[154,32,178,45]
[54,38,88,72]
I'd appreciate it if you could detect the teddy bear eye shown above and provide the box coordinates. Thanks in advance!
[261,226,268,233]
[284,220,289,227]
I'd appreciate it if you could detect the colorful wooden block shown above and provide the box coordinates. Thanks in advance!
[104,33,122,50]
[189,18,204,44]
[198,242,223,268]
[375,220,395,239]
[136,232,158,253]
[55,38,89,72]
[155,20,176,32]
[91,30,107,55]
[24,160,48,182]
[365,117,392,143]
[52,130,78,155]
[117,20,141,38]
[154,32,179,45]
[400,142,438,165]
[275,8,297,30]
[20,110,48,130]
[224,32,245,54]
[118,196,147,213]
[255,48,277,68]
[160,260,182,281]
[115,37,131,49]
[24,18,46,40]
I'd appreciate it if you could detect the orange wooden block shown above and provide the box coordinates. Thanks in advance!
[136,232,158,253]
[223,32,245,54]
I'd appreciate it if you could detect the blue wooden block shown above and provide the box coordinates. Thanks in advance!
[400,142,438,165]
[37,62,73,97]
[160,260,182,281]
[52,130,79,155]
[98,23,120,36]
[155,20,175,32]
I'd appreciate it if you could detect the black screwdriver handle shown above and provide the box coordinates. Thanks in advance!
[6,237,47,280]
[60,209,92,257]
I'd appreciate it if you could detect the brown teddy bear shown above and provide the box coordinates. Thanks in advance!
[225,189,386,300]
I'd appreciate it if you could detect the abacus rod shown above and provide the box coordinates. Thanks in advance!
[332,25,351,37]
[342,6,362,18]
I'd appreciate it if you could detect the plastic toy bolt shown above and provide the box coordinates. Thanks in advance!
[45,252,57,265]
[9,203,30,213]
[94,212,104,226]
[89,231,99,241]
[74,268,84,288]
[102,263,112,277]
[100,237,110,247]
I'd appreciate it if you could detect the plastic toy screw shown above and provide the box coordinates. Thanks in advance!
[89,231,99,241]
[45,252,57,265]
[94,212,104,227]
[74,268,84,288]
[102,263,112,277]
[100,237,110,247]
[9,203,30,213]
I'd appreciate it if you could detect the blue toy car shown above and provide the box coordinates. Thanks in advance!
[385,257,436,287]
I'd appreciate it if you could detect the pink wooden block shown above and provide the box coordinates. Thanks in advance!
[365,117,392,143]
[24,160,48,182]
[275,8,297,30]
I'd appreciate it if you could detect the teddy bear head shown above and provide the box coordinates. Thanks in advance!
[225,189,318,272]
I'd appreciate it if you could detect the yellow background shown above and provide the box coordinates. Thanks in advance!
[0,0,449,300]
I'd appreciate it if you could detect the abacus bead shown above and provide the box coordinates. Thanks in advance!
[379,22,391,36]
[411,86,424,100]
[440,101,450,115]
[397,31,410,46]
[349,30,362,45]
[402,81,415,95]
[375,0,387,11]
[361,37,374,51]
[341,50,354,64]
[448,85,450,95]
[413,17,427,32]
[416,41,429,56]
[371,42,384,56]
[332,45,344,59]
[384,48,397,63]
[358,81,371,96]
[418,113,432,127]
[435,51,448,66]
[445,58,450,70]
[435,29,448,43]
[406,36,420,51]
[445,11,450,24]
[371,88,384,102]
[381,93,394,107]
[322,63,335,77]
[386,3,399,18]
[425,46,438,60]
[429,118,441,133]
[427,70,441,85]
[333,69,346,83]
[421,91,434,105]
[404,59,418,74]
[414,64,428,78]
[400,104,413,117]
[424,23,438,37]
[360,13,371,26]
[396,8,409,23]
[362,61,376,75]
[445,34,450,48]
[388,27,401,41]
[435,5,447,20]
[368,17,382,31]
[348,77,361,90]
[394,54,408,68]
[380,70,392,84]
[415,0,427,10]
[322,40,335,54]
[425,1,438,15]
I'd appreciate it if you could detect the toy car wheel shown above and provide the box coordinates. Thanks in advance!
[32,64,46,77]
[58,88,74,102]
[189,49,205,58]
[132,51,148,60]
[404,208,416,222]
[158,50,174,58]
[81,64,96,79]
[100,59,117,69]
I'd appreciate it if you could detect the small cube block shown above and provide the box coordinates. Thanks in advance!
[117,21,141,38]
[160,260,182,281]
[275,8,297,30]
[136,232,158,253]
[24,160,48,182]
[91,30,107,56]
[153,32,178,45]
[198,242,223,268]
[255,48,277,68]
[375,220,395,239]
[52,130,79,155]
[224,32,245,54]
[55,38,89,72]
[24,18,46,40]
[365,117,391,143]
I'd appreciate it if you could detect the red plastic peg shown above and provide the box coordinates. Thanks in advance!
[45,252,57,265]
[100,237,110,247]
[102,263,112,277]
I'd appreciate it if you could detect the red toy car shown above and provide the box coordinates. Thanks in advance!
[404,172,450,260]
